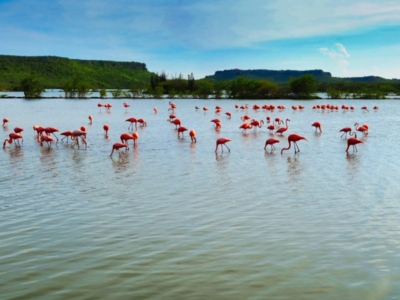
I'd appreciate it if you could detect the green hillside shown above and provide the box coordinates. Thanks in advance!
[0,55,152,90]
[205,69,399,84]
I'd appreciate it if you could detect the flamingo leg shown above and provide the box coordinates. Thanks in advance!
[223,144,230,152]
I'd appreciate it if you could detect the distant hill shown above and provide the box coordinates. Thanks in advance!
[205,69,399,84]
[0,55,152,90]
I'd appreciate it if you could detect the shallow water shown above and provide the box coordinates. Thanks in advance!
[1,98,400,299]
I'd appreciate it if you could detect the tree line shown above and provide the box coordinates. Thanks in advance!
[13,73,400,99]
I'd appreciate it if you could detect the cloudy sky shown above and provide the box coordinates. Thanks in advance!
[1,0,400,79]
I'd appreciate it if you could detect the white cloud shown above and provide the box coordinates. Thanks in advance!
[320,43,351,75]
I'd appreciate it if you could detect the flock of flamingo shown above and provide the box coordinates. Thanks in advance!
[2,101,376,156]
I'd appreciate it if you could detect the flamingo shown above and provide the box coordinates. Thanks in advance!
[373,106,379,110]
[132,132,139,146]
[215,121,222,131]
[110,143,128,157]
[61,130,73,143]
[171,118,181,128]
[2,118,9,127]
[264,138,280,151]
[346,137,363,153]
[225,112,232,119]
[44,127,59,143]
[97,103,103,111]
[361,106,369,112]
[203,107,208,111]
[276,119,290,135]
[126,117,138,130]
[241,115,251,122]
[281,134,307,154]
[123,102,130,111]
[40,135,55,148]
[267,122,275,133]
[105,104,112,112]
[89,115,93,124]
[14,127,23,134]
[103,124,109,138]
[168,101,177,111]
[354,123,368,136]
[120,133,134,149]
[215,137,231,152]
[169,114,176,121]
[339,127,352,138]
[239,121,252,133]
[178,126,188,138]
[189,130,196,143]
[80,126,86,132]
[3,133,23,148]
[312,122,322,133]
[250,119,264,129]
[154,107,158,114]
[71,130,87,150]
[137,118,147,127]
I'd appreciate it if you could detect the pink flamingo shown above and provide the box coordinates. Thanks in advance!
[225,112,232,119]
[40,135,55,148]
[44,127,59,143]
[123,102,130,111]
[171,118,181,128]
[264,138,280,151]
[189,130,196,143]
[339,127,352,138]
[3,132,23,148]
[276,119,290,135]
[178,126,188,138]
[126,117,138,130]
[103,125,109,138]
[281,134,307,154]
[346,137,363,153]
[110,143,128,157]
[312,122,322,133]
[354,123,368,136]
[61,131,73,143]
[137,118,147,127]
[71,130,87,150]
[14,127,23,134]
[89,115,93,124]
[215,137,231,152]
[2,118,9,127]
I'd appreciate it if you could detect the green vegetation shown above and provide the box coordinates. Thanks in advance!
[0,55,151,90]
[0,55,399,99]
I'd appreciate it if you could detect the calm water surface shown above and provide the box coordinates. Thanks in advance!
[1,98,400,299]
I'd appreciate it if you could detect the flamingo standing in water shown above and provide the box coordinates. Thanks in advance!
[264,138,280,151]
[239,121,252,133]
[89,115,93,124]
[225,112,232,119]
[40,135,55,148]
[154,107,158,114]
[339,127,352,138]
[120,133,135,149]
[103,125,109,138]
[215,137,231,152]
[126,117,138,130]
[171,118,181,128]
[71,130,87,150]
[3,133,23,148]
[281,134,307,154]
[177,126,188,138]
[97,103,103,111]
[44,127,59,143]
[2,118,9,127]
[14,127,23,134]
[361,106,369,112]
[276,119,290,135]
[250,119,264,130]
[312,122,322,133]
[189,130,196,143]
[61,130,73,143]
[354,123,368,136]
[346,136,363,153]
[110,143,128,157]
[123,102,130,111]
[137,118,147,127]
[267,122,275,134]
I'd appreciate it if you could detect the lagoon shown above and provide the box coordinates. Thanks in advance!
[1,97,400,299]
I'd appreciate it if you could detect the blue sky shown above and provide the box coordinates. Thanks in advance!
[1,0,400,79]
